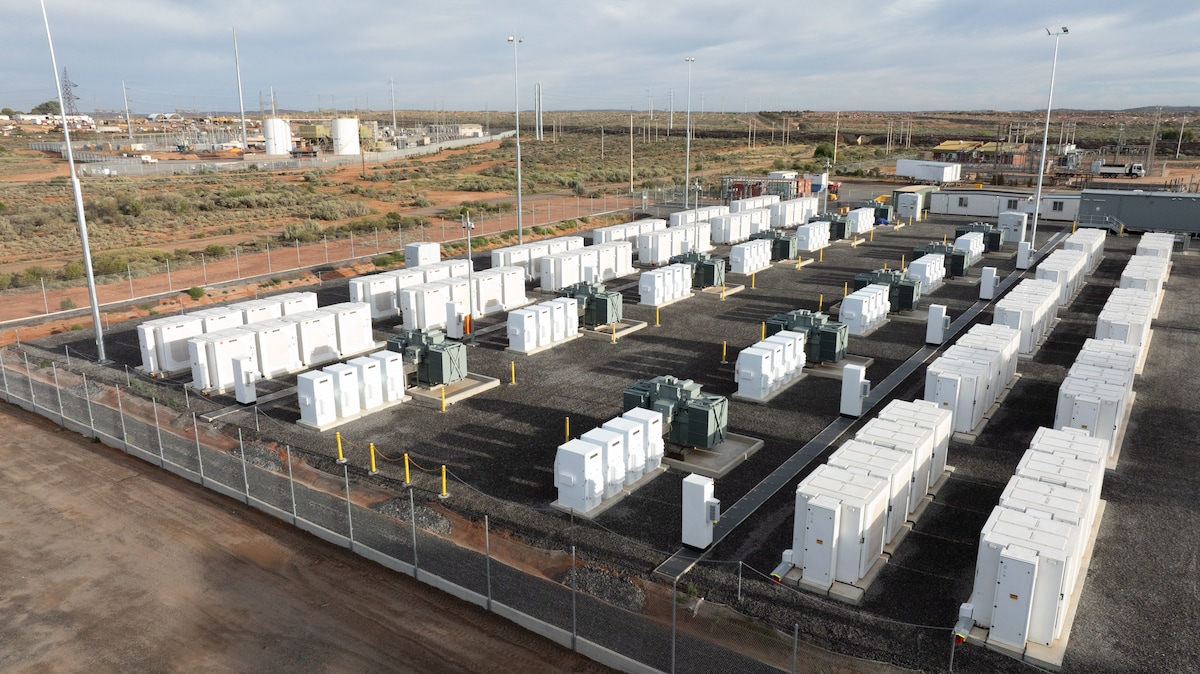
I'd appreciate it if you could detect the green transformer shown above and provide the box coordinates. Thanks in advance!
[853,269,923,312]
[914,242,969,278]
[765,309,849,364]
[750,230,798,261]
[386,328,467,386]
[668,251,726,288]
[623,375,728,450]
[558,282,623,327]
[955,222,1004,252]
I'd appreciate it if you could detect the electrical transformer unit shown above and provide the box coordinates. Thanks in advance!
[749,230,798,261]
[623,375,729,450]
[853,269,922,312]
[955,222,1004,252]
[765,309,849,364]
[386,328,467,386]
[668,251,726,289]
[913,242,970,278]
[557,281,624,327]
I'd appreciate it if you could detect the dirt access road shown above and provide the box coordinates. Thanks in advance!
[0,402,610,673]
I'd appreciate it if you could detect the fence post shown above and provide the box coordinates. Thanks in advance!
[65,346,71,367]
[23,351,36,408]
[193,412,206,482]
[343,463,355,544]
[0,348,9,398]
[51,363,65,426]
[128,263,134,299]
[266,242,272,273]
[409,489,419,580]
[152,397,165,467]
[41,277,49,314]
[792,623,799,674]
[201,253,207,284]
[239,428,251,504]
[738,561,743,602]
[571,544,578,651]
[671,577,677,674]
[285,444,298,524]
[485,515,492,611]
[324,235,329,263]
[295,240,301,269]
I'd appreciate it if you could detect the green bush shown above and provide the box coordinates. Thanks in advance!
[279,219,324,243]
[60,298,77,311]
[186,287,205,301]
[204,244,227,258]
[60,260,85,281]
[813,142,835,159]
[372,256,393,268]
[0,273,11,290]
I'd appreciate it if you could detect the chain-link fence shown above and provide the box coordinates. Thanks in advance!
[1,344,973,674]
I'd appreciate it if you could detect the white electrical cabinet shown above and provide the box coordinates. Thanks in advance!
[907,254,946,290]
[876,399,952,486]
[961,323,1021,386]
[602,416,646,485]
[138,315,204,375]
[1016,449,1105,507]
[555,439,605,514]
[324,302,374,357]
[639,269,667,306]
[1028,426,1109,475]
[580,428,626,500]
[1053,375,1129,446]
[399,283,451,331]
[925,356,992,434]
[592,243,618,280]
[1000,473,1095,535]
[763,333,801,381]
[324,363,361,419]
[491,246,531,278]
[405,242,441,267]
[188,328,258,393]
[345,357,383,412]
[1063,229,1106,274]
[232,355,258,404]
[237,319,303,378]
[1035,249,1088,307]
[281,310,340,367]
[471,269,504,316]
[953,232,985,265]
[993,279,1059,355]
[845,207,875,235]
[840,285,890,336]
[622,407,665,470]
[507,309,538,352]
[350,274,399,319]
[297,370,336,428]
[828,440,915,544]
[791,464,888,588]
[711,213,752,245]
[532,304,553,347]
[854,417,935,514]
[417,262,452,283]
[577,247,600,283]
[365,350,405,403]
[735,346,776,400]
[681,474,720,549]
[191,306,243,334]
[637,230,674,266]
[1135,232,1175,260]
[540,252,582,292]
[274,291,318,316]
[234,298,284,324]
[545,300,567,343]
[729,240,771,275]
[493,266,528,310]
[998,211,1028,244]
[794,221,831,252]
[550,297,580,337]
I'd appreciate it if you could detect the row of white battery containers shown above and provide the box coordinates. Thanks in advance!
[840,284,890,337]
[1034,248,1088,307]
[924,323,1021,434]
[507,297,579,352]
[992,278,1060,355]
[486,235,586,281]
[769,197,821,229]
[734,330,807,400]
[137,292,317,376]
[1135,232,1175,261]
[553,407,666,514]
[590,218,668,246]
[638,263,694,306]
[1120,254,1170,318]
[781,399,952,590]
[397,269,529,331]
[1055,337,1138,453]
[1097,287,1157,357]
[669,205,730,227]
[296,350,407,428]
[188,302,373,393]
[539,242,635,291]
[953,231,985,265]
[1062,228,1106,273]
[729,239,772,275]
[794,220,831,252]
[636,225,712,266]
[906,253,946,292]
[710,212,755,245]
[729,194,780,213]
[348,260,473,320]
[845,207,876,235]
[967,426,1109,650]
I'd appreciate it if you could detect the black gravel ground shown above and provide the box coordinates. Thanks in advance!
[14,181,1199,673]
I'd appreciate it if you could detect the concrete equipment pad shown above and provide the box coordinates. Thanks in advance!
[698,284,745,298]
[408,373,500,408]
[803,355,876,380]
[731,373,808,405]
[661,433,765,480]
[580,320,648,341]
[505,333,582,356]
[550,465,668,521]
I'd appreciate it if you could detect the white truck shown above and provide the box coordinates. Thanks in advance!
[140,155,158,164]
[1090,161,1144,178]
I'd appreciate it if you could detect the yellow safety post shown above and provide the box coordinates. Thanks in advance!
[901,254,905,271]
[336,432,346,464]
[819,294,824,312]
[441,386,446,413]
[369,443,378,475]
[404,453,411,485]
[721,284,727,301]
[751,273,756,289]
[796,255,802,270]
[611,324,617,344]
[909,215,913,227]
[655,306,660,327]
[1072,221,1077,233]
[721,341,728,364]
[943,233,947,244]
[870,229,874,242]
[565,416,571,442]
[883,262,888,270]
[819,248,824,262]
[761,322,766,341]
[510,361,516,385]
[440,465,448,498]
[844,281,848,297]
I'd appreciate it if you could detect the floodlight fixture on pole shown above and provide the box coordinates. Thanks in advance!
[823,161,832,214]
[39,0,106,362]
[509,35,525,245]
[684,57,695,209]
[1030,26,1067,253]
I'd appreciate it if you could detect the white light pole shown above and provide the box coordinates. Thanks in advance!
[232,27,248,154]
[684,56,695,209]
[508,35,525,245]
[1031,26,1068,252]
[40,0,106,361]
[463,212,476,345]
[1176,115,1187,159]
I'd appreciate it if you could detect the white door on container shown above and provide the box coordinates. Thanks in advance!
[1069,399,1100,435]
[929,373,961,429]
[802,498,839,589]
[990,547,1038,649]
[1108,322,1130,344]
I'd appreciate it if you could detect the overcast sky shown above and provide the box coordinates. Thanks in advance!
[4,0,1199,116]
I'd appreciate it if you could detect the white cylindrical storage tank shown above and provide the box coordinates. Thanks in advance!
[263,118,292,156]
[331,118,361,155]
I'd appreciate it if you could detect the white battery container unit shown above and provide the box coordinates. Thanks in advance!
[744,208,771,234]
[729,241,764,275]
[795,221,831,252]
[659,265,677,301]
[792,464,889,587]
[1106,286,1160,313]
[1067,360,1133,395]
[710,214,744,244]
[415,262,450,284]
[1079,338,1141,373]
[925,356,991,434]
[1095,307,1152,351]
[845,208,875,235]
[234,298,284,324]
[580,428,626,500]
[610,240,634,276]
[274,291,318,316]
[756,339,787,389]
[524,242,551,281]
[667,227,689,257]
[405,242,440,267]
[366,350,406,403]
[429,277,470,312]
[943,344,1002,404]
[399,283,451,331]
[637,218,668,234]
[639,269,667,306]
[577,247,600,283]
[347,356,384,411]
[601,416,646,485]
[550,297,580,337]
[554,439,605,514]
[138,315,204,374]
[854,417,935,514]
[297,370,337,428]
[637,231,673,266]
[544,300,567,343]
[907,254,946,290]
[681,474,721,549]
[350,274,400,319]
[763,333,800,380]
[494,266,528,310]
[188,328,258,392]
[1028,426,1110,470]
[323,363,360,419]
[533,304,553,347]
[622,407,665,470]
[442,258,472,278]
[692,221,714,253]
[1136,232,1174,260]
[969,506,1080,648]
[769,199,799,228]
[231,356,259,404]
[470,269,504,316]
[735,346,776,400]
[238,319,302,378]
[546,238,567,256]
[1035,249,1087,307]
[507,309,538,352]
[670,263,693,298]
[560,236,584,251]
[191,306,243,334]
[1000,474,1096,540]
[593,244,618,280]
[669,210,696,227]
[540,252,582,292]
[1017,445,1106,501]
[324,302,374,357]
[876,399,951,483]
[953,232,986,265]
[1054,376,1128,445]
[840,286,888,336]
[777,329,808,371]
[961,323,1020,386]
[281,310,340,366]
[828,440,915,544]
[1063,229,1106,273]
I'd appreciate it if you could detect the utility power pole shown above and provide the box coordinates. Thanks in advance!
[121,80,133,141]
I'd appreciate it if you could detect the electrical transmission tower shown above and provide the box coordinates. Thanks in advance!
[60,68,80,117]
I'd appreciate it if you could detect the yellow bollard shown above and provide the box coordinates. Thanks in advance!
[336,431,346,464]
[818,294,824,312]
[819,248,823,262]
[870,229,874,242]
[721,340,728,364]
[901,254,905,271]
[761,321,766,341]
[721,284,726,301]
[440,465,448,498]
[510,361,516,385]
[883,262,888,270]
[441,385,446,413]
[404,453,411,485]
[844,281,848,297]
[369,442,378,475]
[909,215,913,227]
[796,255,802,270]
[565,416,570,442]
[1072,221,1077,233]
[943,233,947,244]
[751,273,756,289]
[611,323,617,344]
[655,306,660,327]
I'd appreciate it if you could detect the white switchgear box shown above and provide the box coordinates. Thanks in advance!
[554,439,605,514]
[324,363,361,419]
[274,291,318,316]
[507,309,539,352]
[283,310,340,367]
[580,428,626,500]
[347,356,384,411]
[602,416,646,485]
[623,407,664,470]
[297,370,336,428]
[735,346,776,401]
[232,355,258,405]
[324,302,374,357]
[681,474,720,549]
[237,318,303,379]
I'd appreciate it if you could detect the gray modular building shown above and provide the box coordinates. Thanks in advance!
[1079,189,1200,234]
